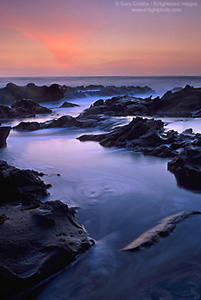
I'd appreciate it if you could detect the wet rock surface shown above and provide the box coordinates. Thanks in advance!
[0,161,93,298]
[122,211,201,251]
[78,117,181,158]
[0,161,50,206]
[168,147,201,191]
[13,113,126,132]
[14,115,83,131]
[63,85,154,100]
[60,101,80,108]
[0,83,64,105]
[0,126,11,148]
[0,99,52,120]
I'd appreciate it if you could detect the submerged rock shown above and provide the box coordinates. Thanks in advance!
[0,126,11,148]
[122,211,201,251]
[14,115,82,131]
[13,114,122,132]
[60,101,79,108]
[168,147,201,191]
[0,162,94,298]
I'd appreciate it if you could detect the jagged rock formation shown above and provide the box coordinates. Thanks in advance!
[0,99,52,119]
[78,86,201,118]
[78,117,192,158]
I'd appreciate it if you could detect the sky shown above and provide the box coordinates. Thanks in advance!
[0,0,200,76]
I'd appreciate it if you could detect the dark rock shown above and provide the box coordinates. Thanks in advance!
[14,122,43,131]
[0,127,11,148]
[122,211,201,251]
[143,145,177,158]
[0,163,94,297]
[78,86,201,119]
[168,147,201,191]
[0,214,9,225]
[0,83,153,105]
[0,161,50,206]
[93,99,104,106]
[78,117,176,157]
[14,115,82,131]
[0,100,52,120]
[60,101,79,108]
[45,115,81,128]
[0,105,17,119]
[11,99,52,114]
[0,200,93,297]
[0,83,65,105]
[13,114,121,132]
[78,134,106,142]
[148,86,201,117]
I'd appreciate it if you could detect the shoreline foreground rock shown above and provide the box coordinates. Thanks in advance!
[0,126,11,148]
[122,211,201,251]
[0,161,94,298]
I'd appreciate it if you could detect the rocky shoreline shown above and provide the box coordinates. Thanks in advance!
[1,82,201,297]
[0,161,94,298]
[78,85,201,118]
[0,83,154,105]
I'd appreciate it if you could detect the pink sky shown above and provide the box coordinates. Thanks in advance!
[0,0,200,76]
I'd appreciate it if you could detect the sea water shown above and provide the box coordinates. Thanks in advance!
[1,77,201,299]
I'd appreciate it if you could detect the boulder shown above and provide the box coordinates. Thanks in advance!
[0,161,50,206]
[0,100,52,120]
[11,99,52,114]
[168,147,201,191]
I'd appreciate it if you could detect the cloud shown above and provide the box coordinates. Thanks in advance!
[0,0,102,68]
